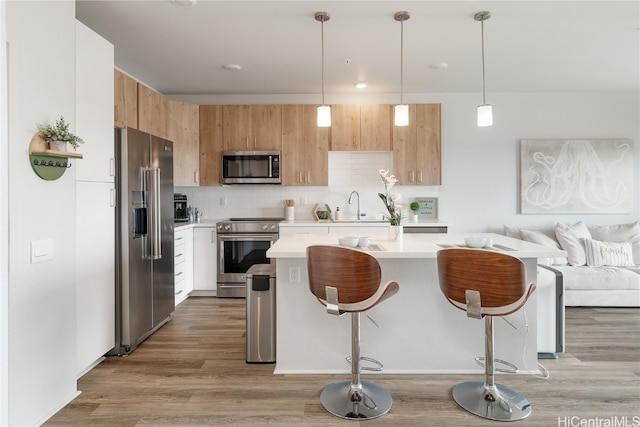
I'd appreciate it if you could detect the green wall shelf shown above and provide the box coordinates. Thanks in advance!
[29,132,83,181]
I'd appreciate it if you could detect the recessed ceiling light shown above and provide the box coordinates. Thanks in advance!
[171,0,197,6]
[429,63,449,70]
[355,82,367,89]
[222,64,242,71]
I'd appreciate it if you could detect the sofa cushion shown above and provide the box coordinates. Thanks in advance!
[583,238,635,267]
[556,221,592,266]
[520,229,568,266]
[552,265,640,291]
[588,222,640,265]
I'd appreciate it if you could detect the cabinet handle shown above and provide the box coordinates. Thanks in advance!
[306,171,310,184]
[298,171,303,184]
[175,236,184,241]
[254,136,257,148]
[194,171,199,184]
[114,106,119,122]
[418,170,423,183]
[245,136,249,149]
[175,253,184,258]
[211,231,215,243]
[110,188,116,207]
[410,170,415,183]
[110,158,115,177]
[175,271,184,277]
[175,289,183,295]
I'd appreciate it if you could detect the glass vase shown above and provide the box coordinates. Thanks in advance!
[388,225,403,241]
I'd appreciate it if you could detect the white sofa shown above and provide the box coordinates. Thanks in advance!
[505,221,640,307]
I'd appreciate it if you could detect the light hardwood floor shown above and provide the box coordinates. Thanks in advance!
[46,298,640,426]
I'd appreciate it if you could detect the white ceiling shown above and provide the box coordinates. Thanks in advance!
[76,1,640,97]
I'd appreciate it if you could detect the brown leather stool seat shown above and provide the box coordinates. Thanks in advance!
[437,248,535,421]
[307,245,399,420]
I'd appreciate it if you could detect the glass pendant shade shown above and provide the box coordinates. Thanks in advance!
[394,104,409,127]
[317,105,331,127]
[477,104,493,127]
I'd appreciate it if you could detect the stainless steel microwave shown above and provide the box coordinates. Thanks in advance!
[221,151,281,184]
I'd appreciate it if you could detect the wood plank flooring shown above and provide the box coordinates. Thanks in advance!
[46,298,640,426]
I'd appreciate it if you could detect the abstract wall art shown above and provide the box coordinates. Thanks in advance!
[520,139,634,214]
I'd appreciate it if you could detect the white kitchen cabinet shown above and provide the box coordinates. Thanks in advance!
[75,20,115,376]
[75,21,115,183]
[328,226,387,235]
[174,228,194,305]
[279,225,329,235]
[75,181,115,375]
[193,227,217,292]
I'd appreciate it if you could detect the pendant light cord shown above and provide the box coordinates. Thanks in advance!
[480,18,486,105]
[321,18,326,105]
[400,18,404,105]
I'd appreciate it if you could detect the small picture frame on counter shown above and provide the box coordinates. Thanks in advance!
[415,197,438,219]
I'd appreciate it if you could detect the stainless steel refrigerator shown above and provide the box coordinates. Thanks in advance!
[109,127,175,356]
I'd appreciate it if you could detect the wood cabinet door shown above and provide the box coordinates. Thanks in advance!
[114,69,138,129]
[361,104,392,150]
[281,105,305,185]
[138,83,168,139]
[392,105,418,185]
[169,100,200,186]
[222,105,251,150]
[330,104,360,150]
[199,105,223,186]
[303,105,329,185]
[251,105,282,150]
[415,104,441,185]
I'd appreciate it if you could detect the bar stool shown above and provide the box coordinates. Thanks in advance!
[437,248,535,421]
[306,245,399,420]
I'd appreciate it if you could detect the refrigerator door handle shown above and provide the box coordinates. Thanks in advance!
[145,168,162,260]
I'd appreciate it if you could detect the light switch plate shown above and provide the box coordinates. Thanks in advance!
[31,239,54,263]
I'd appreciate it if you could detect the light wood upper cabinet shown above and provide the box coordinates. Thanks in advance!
[138,83,168,139]
[330,104,392,151]
[281,105,328,186]
[114,69,138,129]
[199,105,223,186]
[392,104,441,185]
[168,100,200,186]
[223,104,282,151]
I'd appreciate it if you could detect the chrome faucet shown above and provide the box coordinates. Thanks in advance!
[348,190,361,220]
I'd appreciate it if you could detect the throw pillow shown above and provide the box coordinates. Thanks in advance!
[588,222,640,265]
[555,221,592,266]
[520,229,568,265]
[583,238,635,267]
[503,225,522,239]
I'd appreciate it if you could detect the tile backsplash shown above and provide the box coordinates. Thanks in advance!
[178,151,438,222]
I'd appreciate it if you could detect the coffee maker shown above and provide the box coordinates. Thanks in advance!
[174,193,189,222]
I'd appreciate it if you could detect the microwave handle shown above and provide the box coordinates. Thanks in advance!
[268,155,273,178]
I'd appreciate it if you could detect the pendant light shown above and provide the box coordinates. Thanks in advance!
[315,12,331,127]
[475,11,493,127]
[394,11,410,127]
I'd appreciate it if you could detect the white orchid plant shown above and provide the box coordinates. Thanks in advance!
[377,169,403,225]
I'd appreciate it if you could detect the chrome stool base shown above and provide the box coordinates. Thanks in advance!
[320,380,392,420]
[452,381,532,421]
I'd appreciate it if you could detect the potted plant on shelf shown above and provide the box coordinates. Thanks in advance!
[37,116,85,152]
[409,201,420,223]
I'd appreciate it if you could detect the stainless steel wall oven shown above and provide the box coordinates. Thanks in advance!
[216,218,281,298]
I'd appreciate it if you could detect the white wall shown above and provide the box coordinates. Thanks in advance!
[175,91,639,231]
[5,1,78,425]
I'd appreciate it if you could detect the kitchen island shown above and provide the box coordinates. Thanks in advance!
[267,233,565,375]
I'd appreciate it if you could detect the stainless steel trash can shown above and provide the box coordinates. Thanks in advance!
[246,264,276,363]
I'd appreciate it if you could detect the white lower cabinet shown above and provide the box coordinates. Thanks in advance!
[328,226,387,235]
[174,228,193,306]
[193,227,217,292]
[279,226,329,235]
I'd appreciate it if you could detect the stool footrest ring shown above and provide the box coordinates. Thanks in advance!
[474,357,518,374]
[345,356,384,372]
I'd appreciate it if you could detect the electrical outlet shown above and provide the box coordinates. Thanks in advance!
[288,266,300,283]
[220,196,227,207]
[300,196,307,205]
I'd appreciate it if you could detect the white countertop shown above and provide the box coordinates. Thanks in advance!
[279,219,448,227]
[173,220,216,230]
[267,232,566,259]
